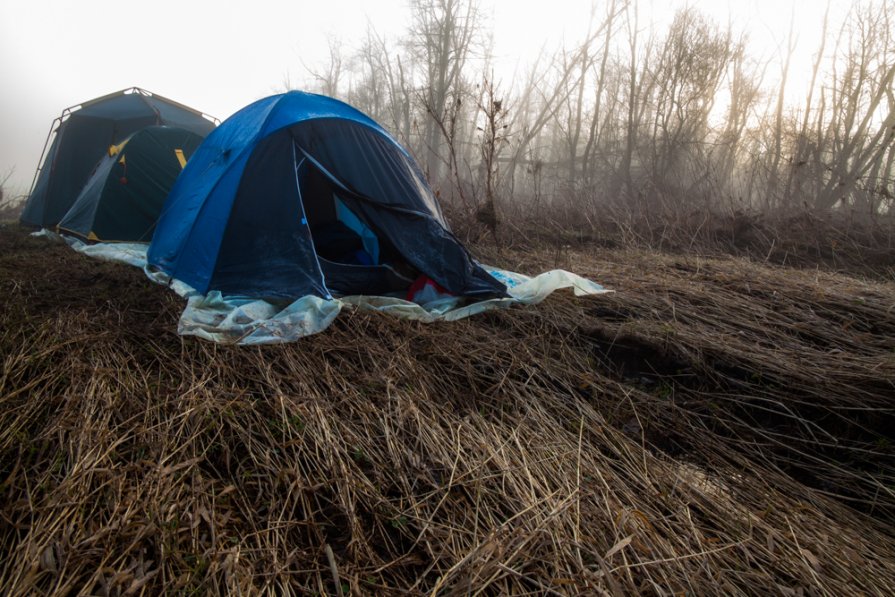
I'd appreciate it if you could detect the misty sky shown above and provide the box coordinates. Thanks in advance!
[1,0,837,196]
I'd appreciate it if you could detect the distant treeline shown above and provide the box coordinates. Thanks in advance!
[299,0,895,227]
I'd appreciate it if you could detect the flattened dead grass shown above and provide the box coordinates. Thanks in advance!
[1,225,893,595]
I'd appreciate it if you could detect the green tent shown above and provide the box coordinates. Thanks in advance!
[21,87,216,229]
[58,126,204,242]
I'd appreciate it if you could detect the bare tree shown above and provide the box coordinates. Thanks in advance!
[616,0,651,199]
[783,1,831,207]
[502,2,625,191]
[550,1,625,185]
[581,0,623,188]
[714,35,766,197]
[409,0,482,182]
[475,76,508,235]
[644,9,733,198]
[289,0,895,223]
[0,167,20,220]
[304,37,345,98]
[762,9,798,209]
[813,1,895,212]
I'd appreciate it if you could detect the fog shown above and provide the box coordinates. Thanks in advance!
[3,0,888,218]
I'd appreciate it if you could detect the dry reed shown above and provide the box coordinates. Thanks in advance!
[1,224,893,595]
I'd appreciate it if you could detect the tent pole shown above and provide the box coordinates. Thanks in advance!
[26,116,62,200]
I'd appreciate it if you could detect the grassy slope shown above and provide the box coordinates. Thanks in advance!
[1,224,893,595]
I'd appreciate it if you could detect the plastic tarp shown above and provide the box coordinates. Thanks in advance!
[37,230,611,345]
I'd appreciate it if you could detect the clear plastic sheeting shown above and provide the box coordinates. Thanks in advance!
[175,268,608,344]
[31,229,151,268]
[342,269,607,323]
[71,241,151,268]
[36,230,611,344]
[175,292,342,345]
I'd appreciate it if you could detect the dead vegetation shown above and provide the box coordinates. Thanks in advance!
[1,223,894,595]
[480,207,895,282]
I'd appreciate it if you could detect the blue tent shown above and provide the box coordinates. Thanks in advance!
[148,91,505,300]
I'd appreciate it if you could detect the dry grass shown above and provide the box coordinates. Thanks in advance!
[485,206,895,282]
[1,223,894,595]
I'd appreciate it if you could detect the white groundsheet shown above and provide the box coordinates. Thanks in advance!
[35,229,610,344]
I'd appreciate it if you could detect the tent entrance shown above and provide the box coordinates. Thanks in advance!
[294,145,416,296]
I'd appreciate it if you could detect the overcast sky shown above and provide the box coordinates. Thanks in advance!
[1,0,838,196]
